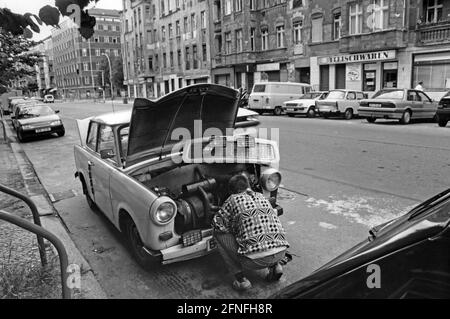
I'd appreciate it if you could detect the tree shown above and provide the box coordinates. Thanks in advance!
[0,32,42,92]
[96,57,125,94]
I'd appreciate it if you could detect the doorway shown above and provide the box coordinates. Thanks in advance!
[335,64,346,89]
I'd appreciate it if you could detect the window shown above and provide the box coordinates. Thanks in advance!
[83,63,89,71]
[250,0,257,10]
[333,13,341,40]
[225,0,232,15]
[82,48,87,57]
[169,23,173,38]
[87,122,98,151]
[201,11,207,29]
[417,91,432,102]
[236,29,243,52]
[98,125,116,162]
[261,29,269,50]
[225,32,232,54]
[176,20,181,36]
[349,3,363,35]
[161,26,166,41]
[148,57,153,71]
[191,14,196,34]
[193,45,198,69]
[170,51,174,67]
[163,52,167,68]
[293,21,302,44]
[347,92,356,100]
[311,17,323,43]
[235,0,242,12]
[369,0,389,31]
[185,47,191,70]
[425,0,443,23]
[276,26,285,48]
[184,17,189,33]
[202,44,207,62]
[250,28,256,51]
[177,50,182,66]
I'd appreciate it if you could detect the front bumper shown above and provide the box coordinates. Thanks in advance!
[358,108,403,119]
[20,125,65,137]
[283,106,308,114]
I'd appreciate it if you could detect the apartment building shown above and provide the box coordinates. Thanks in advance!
[52,9,121,99]
[33,36,56,96]
[122,0,212,98]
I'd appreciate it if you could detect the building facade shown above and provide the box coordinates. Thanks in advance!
[52,9,122,99]
[122,0,212,99]
[33,36,56,96]
[120,0,450,98]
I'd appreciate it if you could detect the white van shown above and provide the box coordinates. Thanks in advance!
[248,82,312,115]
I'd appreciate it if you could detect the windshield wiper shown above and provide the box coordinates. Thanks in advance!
[408,188,450,221]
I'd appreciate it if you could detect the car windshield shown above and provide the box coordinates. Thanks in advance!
[302,92,323,99]
[19,105,54,118]
[372,90,405,100]
[326,91,346,99]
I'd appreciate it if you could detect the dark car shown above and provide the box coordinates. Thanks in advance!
[437,91,450,127]
[15,104,65,142]
[272,188,450,299]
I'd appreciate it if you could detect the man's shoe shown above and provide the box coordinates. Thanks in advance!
[266,263,283,282]
[232,277,252,291]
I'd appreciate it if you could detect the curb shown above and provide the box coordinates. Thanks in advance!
[2,118,107,299]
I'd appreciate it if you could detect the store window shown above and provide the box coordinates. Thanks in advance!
[363,64,377,91]
[383,62,398,88]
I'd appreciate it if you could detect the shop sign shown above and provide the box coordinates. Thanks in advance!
[257,63,280,72]
[318,50,396,65]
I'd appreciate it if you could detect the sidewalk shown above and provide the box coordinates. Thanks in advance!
[0,117,107,299]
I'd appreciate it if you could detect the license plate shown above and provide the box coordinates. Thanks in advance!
[36,128,51,133]
[207,238,217,251]
[288,108,295,112]
[369,103,381,108]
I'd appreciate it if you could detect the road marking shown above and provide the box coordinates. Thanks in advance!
[319,222,337,230]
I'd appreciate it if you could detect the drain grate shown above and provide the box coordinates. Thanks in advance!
[48,189,78,203]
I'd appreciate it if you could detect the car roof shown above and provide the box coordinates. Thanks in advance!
[91,109,132,126]
[253,82,311,86]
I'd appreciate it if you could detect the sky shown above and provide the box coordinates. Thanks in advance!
[0,0,123,40]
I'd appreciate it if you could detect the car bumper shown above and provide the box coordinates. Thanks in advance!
[283,107,308,114]
[20,125,64,137]
[358,108,403,119]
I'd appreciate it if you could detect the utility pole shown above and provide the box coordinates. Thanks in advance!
[101,70,106,103]
[88,38,96,100]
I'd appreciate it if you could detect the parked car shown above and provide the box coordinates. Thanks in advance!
[14,104,65,142]
[74,84,284,268]
[283,91,329,118]
[248,82,312,116]
[5,97,26,115]
[43,94,55,103]
[436,91,450,127]
[11,100,40,129]
[358,89,438,125]
[316,90,367,120]
[272,188,450,299]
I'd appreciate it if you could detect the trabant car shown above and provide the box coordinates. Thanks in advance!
[272,188,450,299]
[358,89,438,125]
[316,90,367,120]
[74,84,283,268]
[43,94,55,103]
[283,91,329,118]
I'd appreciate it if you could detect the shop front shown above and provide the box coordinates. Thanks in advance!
[313,50,399,95]
[412,51,450,90]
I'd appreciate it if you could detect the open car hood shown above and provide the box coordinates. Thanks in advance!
[126,84,240,168]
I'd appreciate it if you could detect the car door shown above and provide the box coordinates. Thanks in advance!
[417,91,436,119]
[89,124,118,219]
[406,90,420,116]
[344,91,357,112]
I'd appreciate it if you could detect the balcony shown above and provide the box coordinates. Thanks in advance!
[416,20,450,46]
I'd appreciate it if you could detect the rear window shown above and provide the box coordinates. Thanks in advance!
[372,90,405,100]
[327,91,346,99]
[253,85,266,93]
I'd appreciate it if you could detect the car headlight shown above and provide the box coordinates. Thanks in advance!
[260,168,282,192]
[151,199,177,225]
[21,125,34,130]
[50,120,62,126]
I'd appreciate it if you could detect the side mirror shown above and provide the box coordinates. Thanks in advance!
[55,110,60,114]
[100,149,115,160]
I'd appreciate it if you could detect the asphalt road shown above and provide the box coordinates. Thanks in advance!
[12,101,450,299]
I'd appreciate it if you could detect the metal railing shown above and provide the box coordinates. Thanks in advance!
[0,184,71,299]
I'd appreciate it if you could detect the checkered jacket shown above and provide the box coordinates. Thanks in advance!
[212,190,289,256]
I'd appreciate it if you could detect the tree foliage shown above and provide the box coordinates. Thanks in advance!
[96,57,125,91]
[0,32,42,91]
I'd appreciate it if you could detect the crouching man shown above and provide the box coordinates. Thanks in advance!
[212,174,290,291]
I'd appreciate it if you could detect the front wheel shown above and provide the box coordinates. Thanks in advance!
[124,218,159,269]
[438,115,448,127]
[323,113,330,119]
[57,129,65,137]
[306,107,316,118]
[344,109,354,120]
[17,130,26,142]
[273,107,283,116]
[366,117,376,123]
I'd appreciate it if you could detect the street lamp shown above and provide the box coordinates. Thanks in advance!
[102,53,114,100]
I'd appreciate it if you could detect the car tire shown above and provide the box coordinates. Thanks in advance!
[57,129,65,137]
[307,107,316,118]
[366,117,376,123]
[124,217,159,269]
[400,110,412,125]
[438,116,448,127]
[17,130,25,143]
[344,109,353,120]
[323,113,330,119]
[273,107,283,116]
[288,114,295,117]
